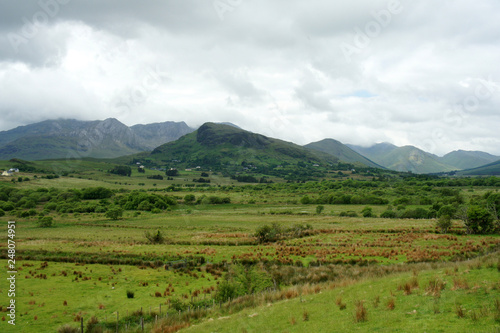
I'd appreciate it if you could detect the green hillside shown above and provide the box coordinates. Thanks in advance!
[305,139,383,168]
[441,150,500,170]
[150,122,339,170]
[349,143,456,174]
[460,159,500,176]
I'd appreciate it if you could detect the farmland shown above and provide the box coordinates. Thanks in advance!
[0,163,499,332]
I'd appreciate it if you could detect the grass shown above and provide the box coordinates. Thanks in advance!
[1,169,499,332]
[181,255,500,332]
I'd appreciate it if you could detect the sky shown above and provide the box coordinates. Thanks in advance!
[0,0,499,156]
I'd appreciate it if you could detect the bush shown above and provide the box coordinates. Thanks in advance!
[464,205,494,234]
[2,203,15,211]
[380,210,397,218]
[37,216,53,228]
[81,187,113,200]
[105,207,123,220]
[361,206,374,218]
[316,205,324,214]
[214,281,238,303]
[184,194,196,204]
[126,290,135,299]
[300,195,312,205]
[109,165,132,177]
[437,215,452,233]
[145,230,164,244]
[0,209,4,217]
[339,211,358,217]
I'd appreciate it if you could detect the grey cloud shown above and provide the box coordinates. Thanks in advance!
[1,0,500,155]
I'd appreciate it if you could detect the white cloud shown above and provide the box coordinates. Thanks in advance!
[0,0,500,155]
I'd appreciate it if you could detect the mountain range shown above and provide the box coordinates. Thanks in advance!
[0,118,193,160]
[0,118,499,174]
[149,122,339,169]
[347,143,500,174]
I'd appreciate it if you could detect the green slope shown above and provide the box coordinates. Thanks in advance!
[305,139,383,168]
[184,256,500,332]
[349,143,456,174]
[441,150,500,170]
[149,122,339,168]
[459,159,500,175]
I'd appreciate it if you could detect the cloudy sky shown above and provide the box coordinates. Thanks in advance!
[1,0,499,155]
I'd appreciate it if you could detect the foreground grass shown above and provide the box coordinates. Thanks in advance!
[181,255,500,333]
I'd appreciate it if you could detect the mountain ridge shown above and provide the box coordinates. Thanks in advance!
[0,118,194,160]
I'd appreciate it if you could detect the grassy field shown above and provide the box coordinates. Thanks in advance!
[0,167,499,332]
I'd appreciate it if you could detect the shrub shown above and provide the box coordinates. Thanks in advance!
[255,223,283,243]
[361,206,374,218]
[109,165,131,177]
[316,205,324,214]
[145,230,164,244]
[0,209,4,217]
[339,211,358,217]
[380,210,397,218]
[436,215,452,233]
[464,205,494,234]
[126,290,135,299]
[300,195,311,205]
[37,216,53,228]
[184,194,196,204]
[105,207,123,220]
[81,187,113,200]
[354,300,367,322]
[86,316,100,332]
[387,298,395,310]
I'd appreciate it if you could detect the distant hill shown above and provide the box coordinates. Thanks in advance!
[441,150,500,170]
[149,122,339,169]
[0,118,194,160]
[459,159,500,176]
[348,143,455,174]
[305,139,383,168]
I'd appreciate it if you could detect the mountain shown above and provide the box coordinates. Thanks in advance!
[149,122,339,168]
[459,159,500,176]
[441,150,500,170]
[304,139,383,168]
[0,118,193,160]
[130,121,195,150]
[347,142,398,159]
[348,143,455,174]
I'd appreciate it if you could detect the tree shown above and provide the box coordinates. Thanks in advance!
[145,230,164,244]
[461,205,494,234]
[300,195,311,205]
[166,169,179,177]
[184,194,196,204]
[109,166,132,177]
[105,207,123,220]
[436,215,452,234]
[37,216,53,228]
[361,206,374,217]
[316,205,324,214]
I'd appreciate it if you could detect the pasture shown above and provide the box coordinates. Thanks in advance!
[0,167,499,332]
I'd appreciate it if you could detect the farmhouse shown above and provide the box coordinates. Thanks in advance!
[1,170,12,176]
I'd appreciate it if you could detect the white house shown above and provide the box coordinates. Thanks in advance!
[1,170,12,176]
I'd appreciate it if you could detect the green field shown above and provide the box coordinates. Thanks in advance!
[0,163,499,332]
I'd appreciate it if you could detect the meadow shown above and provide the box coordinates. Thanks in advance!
[0,163,499,332]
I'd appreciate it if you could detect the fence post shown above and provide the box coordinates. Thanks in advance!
[116,311,119,333]
[160,304,162,316]
[80,317,83,333]
[141,317,144,331]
